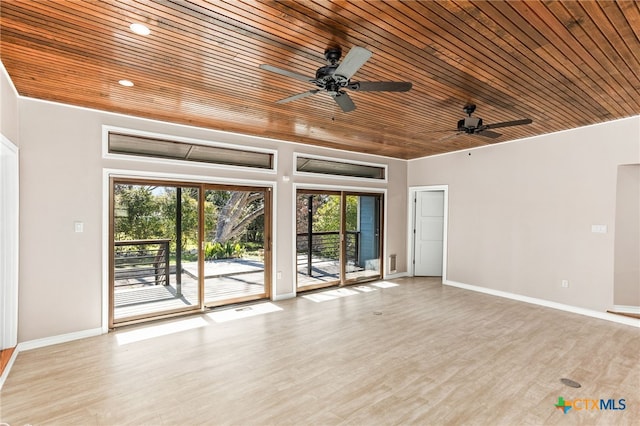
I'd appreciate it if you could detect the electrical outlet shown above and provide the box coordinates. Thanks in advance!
[561,280,569,288]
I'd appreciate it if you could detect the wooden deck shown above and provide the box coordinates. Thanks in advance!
[114,259,266,321]
[296,256,381,288]
[114,257,380,322]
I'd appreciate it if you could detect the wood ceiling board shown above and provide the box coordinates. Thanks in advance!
[1,0,638,160]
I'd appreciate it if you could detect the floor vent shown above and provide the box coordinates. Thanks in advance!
[560,378,581,388]
[389,254,397,273]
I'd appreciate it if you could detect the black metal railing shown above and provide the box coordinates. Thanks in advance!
[114,239,171,287]
[296,231,359,276]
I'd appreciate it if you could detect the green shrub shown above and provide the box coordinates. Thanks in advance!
[204,241,245,260]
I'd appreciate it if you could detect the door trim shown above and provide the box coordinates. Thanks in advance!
[102,168,276,331]
[292,183,387,295]
[1,134,19,351]
[408,185,448,281]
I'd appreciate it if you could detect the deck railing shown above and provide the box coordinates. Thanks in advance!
[296,231,359,276]
[114,239,171,287]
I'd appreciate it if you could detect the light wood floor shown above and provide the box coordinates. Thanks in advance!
[2,277,639,425]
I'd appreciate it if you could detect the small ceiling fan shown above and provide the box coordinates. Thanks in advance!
[259,46,412,112]
[450,104,533,138]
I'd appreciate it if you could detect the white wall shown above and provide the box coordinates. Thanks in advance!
[408,117,640,312]
[16,98,408,342]
[1,61,19,143]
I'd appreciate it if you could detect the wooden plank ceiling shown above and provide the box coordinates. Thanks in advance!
[1,0,639,159]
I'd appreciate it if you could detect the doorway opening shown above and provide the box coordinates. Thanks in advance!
[109,178,271,327]
[296,190,383,291]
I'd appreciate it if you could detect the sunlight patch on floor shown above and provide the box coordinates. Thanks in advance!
[303,287,364,303]
[371,281,400,288]
[206,302,283,323]
[353,285,377,292]
[116,317,209,346]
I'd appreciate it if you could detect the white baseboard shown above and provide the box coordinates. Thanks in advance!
[443,279,640,328]
[384,271,409,280]
[272,292,296,301]
[17,327,104,352]
[612,305,640,314]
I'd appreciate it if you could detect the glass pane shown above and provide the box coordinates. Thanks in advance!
[109,133,274,170]
[345,194,382,281]
[296,156,385,179]
[296,193,342,289]
[113,184,200,323]
[203,188,267,305]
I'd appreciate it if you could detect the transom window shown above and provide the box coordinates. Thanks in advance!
[107,131,274,170]
[295,154,386,180]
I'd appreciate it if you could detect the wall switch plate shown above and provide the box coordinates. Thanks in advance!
[74,221,84,233]
[561,280,569,288]
[591,224,607,233]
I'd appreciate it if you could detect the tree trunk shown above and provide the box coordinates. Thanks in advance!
[214,191,263,242]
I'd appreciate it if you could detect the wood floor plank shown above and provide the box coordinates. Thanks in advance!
[1,277,639,424]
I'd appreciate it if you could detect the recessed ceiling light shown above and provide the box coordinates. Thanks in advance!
[118,79,134,87]
[129,23,150,36]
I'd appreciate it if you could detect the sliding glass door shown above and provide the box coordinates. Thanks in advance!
[110,179,271,327]
[202,186,270,307]
[296,190,383,291]
[296,191,342,290]
[110,181,201,325]
[344,194,382,282]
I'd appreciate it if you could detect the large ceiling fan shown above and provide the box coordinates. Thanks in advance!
[450,104,533,139]
[259,46,412,112]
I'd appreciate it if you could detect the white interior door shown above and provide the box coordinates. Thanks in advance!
[414,190,444,276]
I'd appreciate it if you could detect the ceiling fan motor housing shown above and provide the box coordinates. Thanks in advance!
[315,65,338,81]
[459,116,483,132]
[324,47,342,64]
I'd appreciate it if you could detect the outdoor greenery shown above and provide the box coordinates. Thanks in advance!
[296,194,357,234]
[296,194,359,260]
[204,241,245,260]
[114,185,264,260]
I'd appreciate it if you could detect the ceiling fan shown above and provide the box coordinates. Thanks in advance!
[259,46,412,112]
[451,104,533,138]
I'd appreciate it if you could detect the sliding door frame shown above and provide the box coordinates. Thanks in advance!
[106,171,273,329]
[109,177,204,328]
[201,183,272,308]
[294,184,386,293]
[342,191,384,286]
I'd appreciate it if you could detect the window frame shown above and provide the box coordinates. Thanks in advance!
[102,126,277,173]
[293,152,388,182]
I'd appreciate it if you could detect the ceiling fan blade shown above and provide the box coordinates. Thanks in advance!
[438,131,462,141]
[485,118,533,129]
[259,64,312,83]
[350,81,412,92]
[331,92,356,112]
[334,46,372,80]
[276,90,320,104]
[476,129,502,139]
